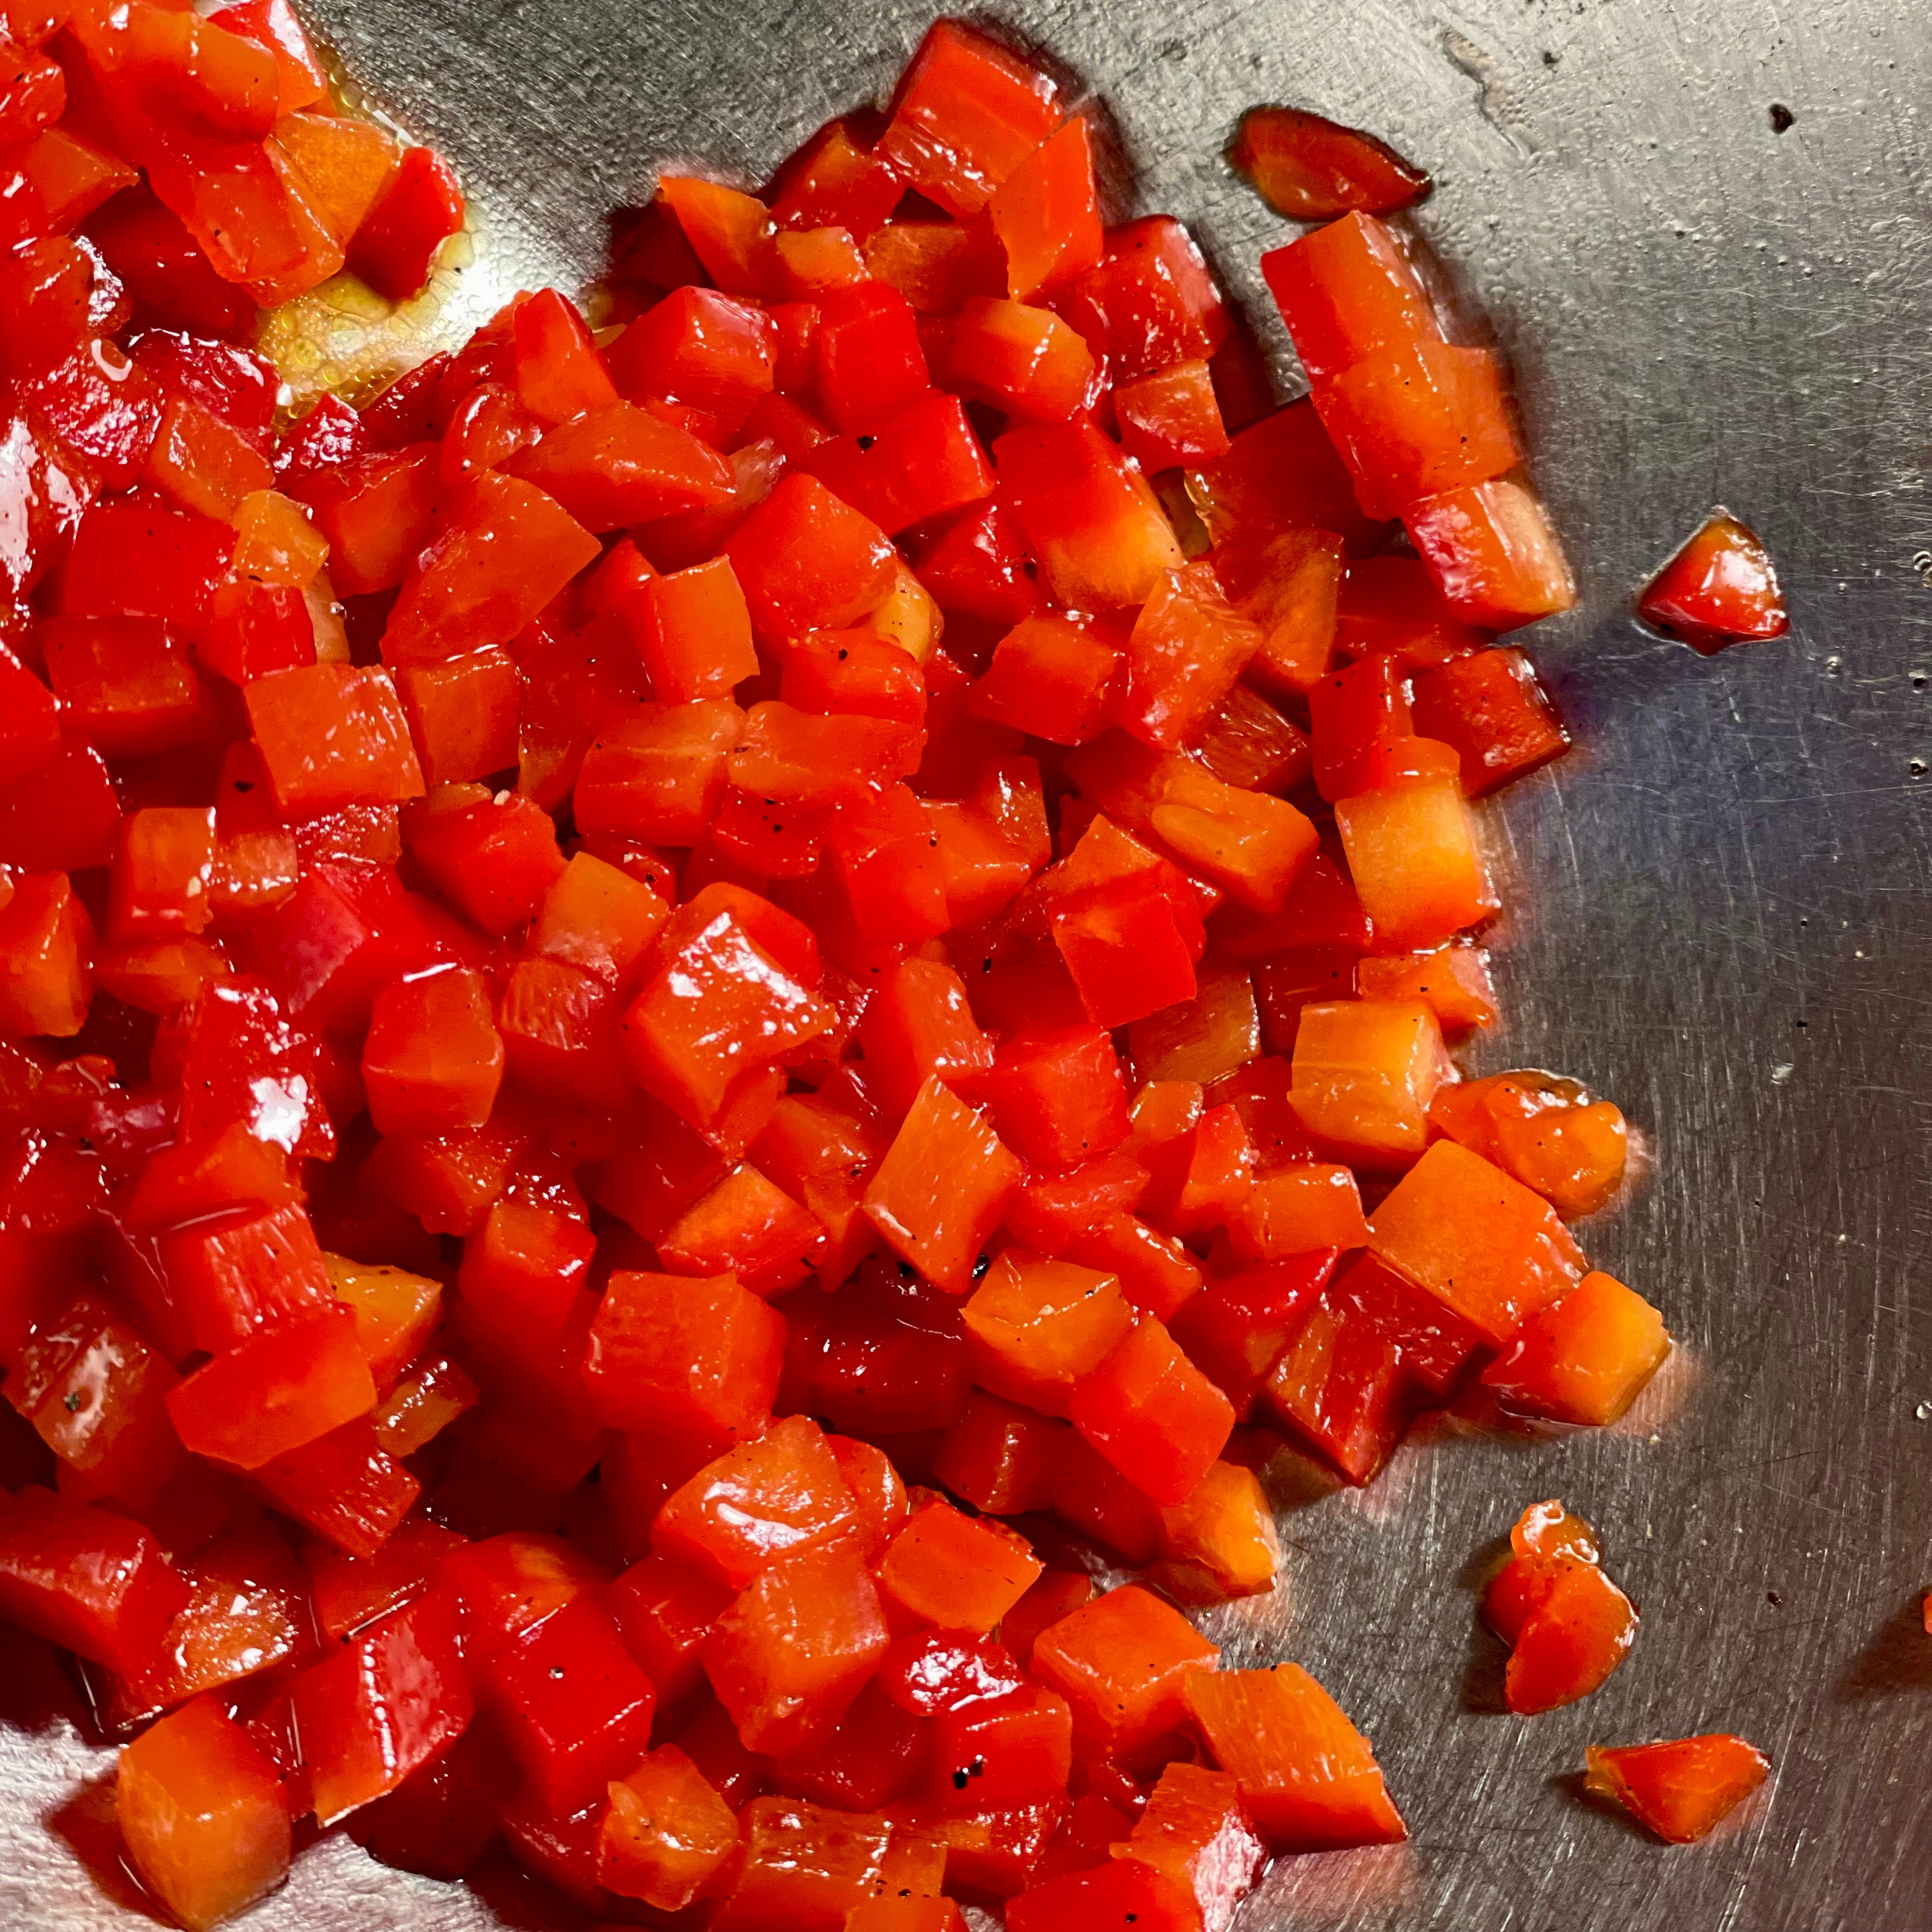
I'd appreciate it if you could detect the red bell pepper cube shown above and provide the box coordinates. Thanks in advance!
[1264,1253,1482,1482]
[1115,562,1262,749]
[0,648,61,779]
[816,783,951,951]
[437,378,541,488]
[507,397,734,530]
[779,1261,969,1434]
[305,1514,466,1640]
[1287,997,1446,1165]
[116,1694,293,1932]
[250,1417,422,1558]
[924,1678,1071,1816]
[726,702,922,811]
[166,1302,376,1470]
[846,958,986,1121]
[1405,475,1575,629]
[877,1496,1044,1636]
[495,954,633,1112]
[620,555,758,702]
[1333,753,1498,949]
[600,1741,742,1909]
[1315,338,1520,520]
[967,613,1121,746]
[621,884,834,1130]
[1481,1269,1671,1426]
[1053,212,1225,381]
[344,144,464,301]
[382,470,601,664]
[1307,644,1414,802]
[1007,1858,1200,1932]
[289,442,441,595]
[781,627,926,724]
[158,1198,334,1353]
[811,279,931,431]
[1354,941,1498,1033]
[1228,1162,1367,1261]
[289,1588,472,1823]
[507,286,617,424]
[484,1591,655,1814]
[0,870,94,1038]
[0,38,64,147]
[709,1796,946,1932]
[40,613,212,756]
[360,967,503,1137]
[455,1195,594,1372]
[436,1529,603,1667]
[403,785,565,933]
[1151,1458,1282,1604]
[144,393,275,520]
[1115,358,1232,472]
[394,647,521,787]
[1185,1664,1404,1851]
[0,1482,190,1674]
[912,496,1040,623]
[979,1025,1130,1172]
[1029,1582,1218,1754]
[1636,508,1789,650]
[988,114,1102,300]
[703,1535,890,1756]
[931,1392,1062,1514]
[604,1551,732,1706]
[1483,1512,1638,1715]
[654,1413,860,1590]
[59,493,231,643]
[993,420,1185,610]
[879,19,1060,218]
[949,295,1100,422]
[769,116,905,239]
[16,337,162,488]
[574,698,742,847]
[723,471,898,639]
[863,1075,1021,1294]
[1368,1138,1584,1343]
[1584,1735,1770,1844]
[606,284,778,432]
[582,1267,785,1438]
[0,743,121,878]
[1261,210,1441,382]
[0,121,134,245]
[528,850,667,992]
[1409,643,1568,795]
[84,182,254,339]
[275,392,368,480]
[803,390,993,535]
[1070,1316,1235,1506]
[165,977,335,1160]
[243,663,424,820]
[1230,104,1430,220]
[1002,1150,1149,1253]
[122,1123,299,1236]
[1045,816,1202,1030]
[962,1248,1135,1415]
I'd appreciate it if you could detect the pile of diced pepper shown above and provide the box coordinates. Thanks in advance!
[0,12,1781,1930]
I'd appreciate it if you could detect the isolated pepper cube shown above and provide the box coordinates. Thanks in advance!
[1260,210,1441,382]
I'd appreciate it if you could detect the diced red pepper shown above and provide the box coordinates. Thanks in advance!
[1583,1735,1770,1843]
[1261,211,1440,382]
[1059,215,1229,383]
[1230,107,1430,219]
[1481,1270,1670,1425]
[1029,1582,1218,1755]
[1636,509,1789,650]
[346,146,464,301]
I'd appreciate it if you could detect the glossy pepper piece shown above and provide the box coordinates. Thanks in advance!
[1481,1269,1671,1425]
[1430,1068,1629,1218]
[287,1589,472,1823]
[116,1695,292,1932]
[877,1496,1044,1636]
[1583,1735,1770,1843]
[1185,1663,1405,1851]
[1230,106,1430,219]
[599,1742,741,1908]
[1029,1583,1218,1755]
[709,1797,946,1932]
[1636,509,1788,651]
[879,19,1061,218]
[346,146,465,301]
[1261,211,1441,383]
[1119,1761,1267,1932]
[360,967,504,1137]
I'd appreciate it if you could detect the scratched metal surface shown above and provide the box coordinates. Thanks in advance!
[6,1,1931,1928]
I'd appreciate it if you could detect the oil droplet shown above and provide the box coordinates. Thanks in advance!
[1915,1399,1932,1421]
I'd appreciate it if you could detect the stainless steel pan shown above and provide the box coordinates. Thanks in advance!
[6,3,1928,1926]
